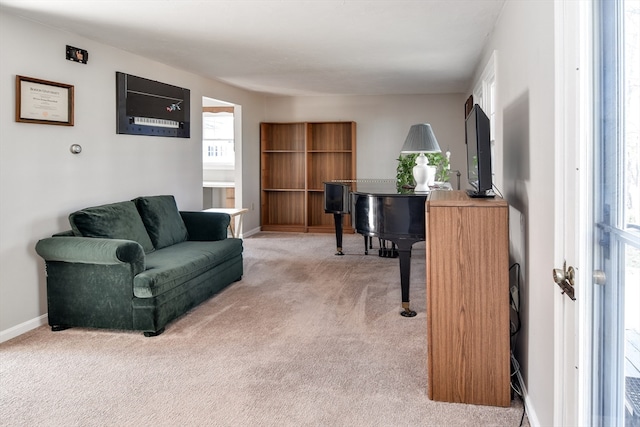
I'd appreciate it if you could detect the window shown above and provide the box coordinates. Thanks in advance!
[471,51,497,186]
[203,111,235,168]
[592,1,640,425]
[473,51,497,141]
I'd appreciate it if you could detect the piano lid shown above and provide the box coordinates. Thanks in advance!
[350,180,451,196]
[325,179,452,197]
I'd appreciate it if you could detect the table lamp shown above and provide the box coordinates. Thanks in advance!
[400,123,441,192]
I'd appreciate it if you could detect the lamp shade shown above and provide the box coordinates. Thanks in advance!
[400,123,441,154]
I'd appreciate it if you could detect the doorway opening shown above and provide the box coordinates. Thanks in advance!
[202,96,242,213]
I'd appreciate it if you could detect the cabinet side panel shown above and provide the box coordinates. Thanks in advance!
[426,197,510,407]
[461,205,510,407]
[427,205,466,402]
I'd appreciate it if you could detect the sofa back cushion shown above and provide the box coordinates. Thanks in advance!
[134,195,189,249]
[69,201,155,254]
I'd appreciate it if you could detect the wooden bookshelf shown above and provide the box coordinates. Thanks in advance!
[260,122,356,232]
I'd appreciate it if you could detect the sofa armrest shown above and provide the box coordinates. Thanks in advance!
[35,236,145,273]
[35,236,147,332]
[180,211,230,241]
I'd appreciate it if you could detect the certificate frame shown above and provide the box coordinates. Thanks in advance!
[15,75,74,126]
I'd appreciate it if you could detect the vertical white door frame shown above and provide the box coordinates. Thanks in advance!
[553,0,577,422]
[553,0,595,425]
[576,2,595,425]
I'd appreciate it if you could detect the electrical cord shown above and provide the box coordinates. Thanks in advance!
[510,262,521,337]
[511,352,527,426]
[508,263,526,426]
[511,353,523,396]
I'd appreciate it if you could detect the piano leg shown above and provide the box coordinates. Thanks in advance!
[396,240,417,317]
[333,213,344,255]
[363,235,370,255]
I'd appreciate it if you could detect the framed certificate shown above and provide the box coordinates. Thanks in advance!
[16,75,74,126]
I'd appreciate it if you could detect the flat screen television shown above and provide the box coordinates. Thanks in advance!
[465,103,494,197]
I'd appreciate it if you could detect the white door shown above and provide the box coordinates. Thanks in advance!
[555,1,640,426]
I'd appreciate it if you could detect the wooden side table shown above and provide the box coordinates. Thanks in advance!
[203,208,248,238]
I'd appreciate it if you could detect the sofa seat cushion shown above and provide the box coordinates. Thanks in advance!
[133,239,243,298]
[134,195,188,250]
[69,201,155,254]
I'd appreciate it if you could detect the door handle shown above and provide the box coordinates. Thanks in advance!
[552,261,576,300]
[593,270,606,285]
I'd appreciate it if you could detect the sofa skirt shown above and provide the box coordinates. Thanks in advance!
[131,254,243,334]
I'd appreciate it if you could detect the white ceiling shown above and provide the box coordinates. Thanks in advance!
[0,0,505,96]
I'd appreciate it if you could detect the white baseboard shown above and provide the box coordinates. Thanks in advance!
[0,314,48,344]
[241,226,262,238]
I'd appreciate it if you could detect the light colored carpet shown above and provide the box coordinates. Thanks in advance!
[0,232,528,426]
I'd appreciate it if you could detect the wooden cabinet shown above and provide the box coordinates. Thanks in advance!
[260,122,356,233]
[425,190,510,407]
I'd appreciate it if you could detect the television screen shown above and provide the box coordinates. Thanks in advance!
[465,104,493,197]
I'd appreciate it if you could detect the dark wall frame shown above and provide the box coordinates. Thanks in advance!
[116,72,190,138]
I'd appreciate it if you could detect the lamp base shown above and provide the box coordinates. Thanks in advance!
[414,181,430,193]
[412,153,436,192]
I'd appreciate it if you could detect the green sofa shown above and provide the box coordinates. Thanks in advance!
[35,195,243,337]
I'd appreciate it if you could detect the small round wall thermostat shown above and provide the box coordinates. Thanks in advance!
[70,144,82,154]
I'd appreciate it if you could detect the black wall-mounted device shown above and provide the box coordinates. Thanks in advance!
[115,72,191,138]
[66,45,88,64]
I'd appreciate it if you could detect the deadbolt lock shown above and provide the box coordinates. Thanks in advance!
[552,261,576,300]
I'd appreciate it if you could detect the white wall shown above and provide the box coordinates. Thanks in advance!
[264,94,467,184]
[0,12,265,339]
[473,1,557,425]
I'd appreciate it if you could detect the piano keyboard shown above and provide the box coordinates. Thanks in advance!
[330,179,396,183]
[133,117,179,128]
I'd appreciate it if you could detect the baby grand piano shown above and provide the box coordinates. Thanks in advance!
[324,180,446,317]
